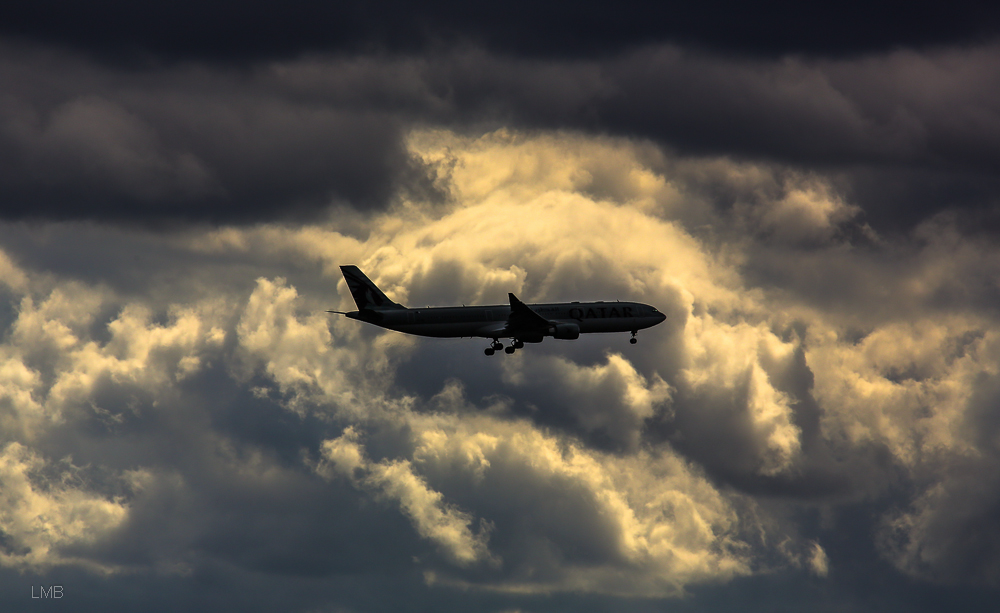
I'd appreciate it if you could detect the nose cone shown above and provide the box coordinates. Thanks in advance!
[656,311,667,324]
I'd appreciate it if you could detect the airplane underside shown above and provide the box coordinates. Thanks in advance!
[383,322,642,355]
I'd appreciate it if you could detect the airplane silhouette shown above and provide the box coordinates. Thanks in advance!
[330,265,666,355]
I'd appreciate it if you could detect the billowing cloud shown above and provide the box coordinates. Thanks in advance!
[499,352,672,451]
[2,124,1000,611]
[317,399,751,596]
[318,426,494,567]
[0,441,128,571]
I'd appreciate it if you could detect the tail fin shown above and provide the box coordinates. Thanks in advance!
[340,266,405,310]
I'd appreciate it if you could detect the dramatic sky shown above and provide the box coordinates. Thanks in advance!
[3,3,1000,611]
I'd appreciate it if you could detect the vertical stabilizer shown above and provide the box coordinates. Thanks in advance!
[340,266,405,310]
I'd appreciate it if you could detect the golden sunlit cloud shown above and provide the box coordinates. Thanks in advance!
[1,127,1000,597]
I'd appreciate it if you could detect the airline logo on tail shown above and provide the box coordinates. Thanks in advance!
[341,265,403,310]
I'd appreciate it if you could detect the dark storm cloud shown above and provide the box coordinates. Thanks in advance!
[0,45,427,223]
[874,366,1000,586]
[421,46,1000,229]
[6,41,1000,227]
[6,0,1000,61]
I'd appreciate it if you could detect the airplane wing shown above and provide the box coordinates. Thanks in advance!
[474,294,552,339]
[506,292,551,333]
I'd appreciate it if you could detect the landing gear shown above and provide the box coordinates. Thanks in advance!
[630,330,638,345]
[484,338,522,355]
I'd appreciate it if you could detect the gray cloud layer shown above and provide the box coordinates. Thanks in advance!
[2,129,1000,611]
[4,27,1000,611]
[3,42,1000,228]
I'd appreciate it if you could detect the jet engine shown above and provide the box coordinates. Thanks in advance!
[550,323,580,339]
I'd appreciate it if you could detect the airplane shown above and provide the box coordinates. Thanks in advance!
[329,265,667,355]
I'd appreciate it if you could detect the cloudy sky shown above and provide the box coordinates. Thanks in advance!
[3,3,1000,611]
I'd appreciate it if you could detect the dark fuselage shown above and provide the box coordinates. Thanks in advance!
[346,301,665,340]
